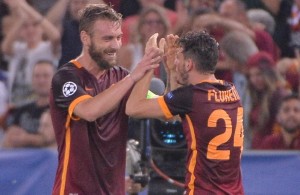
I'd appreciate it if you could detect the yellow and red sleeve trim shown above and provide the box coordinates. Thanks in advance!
[157,96,173,119]
[70,59,82,68]
[68,95,92,120]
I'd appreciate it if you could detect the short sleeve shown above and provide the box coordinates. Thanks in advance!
[51,68,91,110]
[162,85,193,116]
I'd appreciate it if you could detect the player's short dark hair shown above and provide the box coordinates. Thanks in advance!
[178,30,219,73]
[79,4,122,34]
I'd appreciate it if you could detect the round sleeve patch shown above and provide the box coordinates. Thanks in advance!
[62,81,77,97]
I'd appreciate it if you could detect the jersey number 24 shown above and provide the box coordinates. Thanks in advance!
[207,107,244,160]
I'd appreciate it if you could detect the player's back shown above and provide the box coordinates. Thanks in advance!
[183,80,244,195]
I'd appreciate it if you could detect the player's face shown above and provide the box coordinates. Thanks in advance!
[175,50,189,86]
[277,99,300,133]
[88,20,122,69]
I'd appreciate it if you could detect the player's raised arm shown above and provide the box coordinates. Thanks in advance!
[126,33,167,119]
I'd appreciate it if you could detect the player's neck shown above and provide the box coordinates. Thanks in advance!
[190,72,217,85]
[75,55,106,79]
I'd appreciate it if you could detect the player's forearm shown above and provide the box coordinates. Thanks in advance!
[126,70,153,117]
[166,70,180,92]
[74,75,135,121]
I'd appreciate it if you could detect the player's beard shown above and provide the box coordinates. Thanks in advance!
[89,42,116,70]
[176,70,189,86]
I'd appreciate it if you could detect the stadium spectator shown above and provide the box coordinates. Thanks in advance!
[219,0,279,61]
[1,60,56,148]
[246,51,291,149]
[118,5,170,81]
[245,0,295,58]
[1,0,60,107]
[276,57,300,94]
[260,94,300,150]
[247,8,276,36]
[121,0,177,45]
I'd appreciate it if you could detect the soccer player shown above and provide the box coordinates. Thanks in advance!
[126,31,245,194]
[49,4,162,194]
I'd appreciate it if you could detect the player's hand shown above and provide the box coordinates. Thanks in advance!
[130,33,164,82]
[145,32,165,53]
[163,34,179,72]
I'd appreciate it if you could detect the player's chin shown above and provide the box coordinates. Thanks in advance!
[109,60,117,67]
[105,57,117,66]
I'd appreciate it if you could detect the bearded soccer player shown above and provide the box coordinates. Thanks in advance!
[126,31,245,194]
[49,4,162,195]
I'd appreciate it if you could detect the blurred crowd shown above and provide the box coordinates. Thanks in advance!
[0,0,300,151]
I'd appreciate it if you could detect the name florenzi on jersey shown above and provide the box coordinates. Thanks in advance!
[207,86,240,102]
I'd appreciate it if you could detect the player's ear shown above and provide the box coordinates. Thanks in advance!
[80,31,90,46]
[185,59,193,72]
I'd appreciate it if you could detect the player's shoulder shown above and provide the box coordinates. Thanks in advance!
[167,85,194,100]
[52,62,82,84]
[56,62,78,74]
[58,61,88,76]
[173,84,193,93]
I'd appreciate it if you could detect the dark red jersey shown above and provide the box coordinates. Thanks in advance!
[50,60,130,195]
[158,80,244,195]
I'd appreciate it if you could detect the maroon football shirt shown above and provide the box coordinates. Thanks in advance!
[158,80,244,195]
[50,60,130,195]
